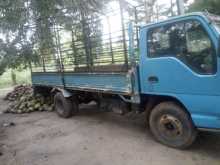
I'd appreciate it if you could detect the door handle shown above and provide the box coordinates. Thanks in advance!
[148,76,159,83]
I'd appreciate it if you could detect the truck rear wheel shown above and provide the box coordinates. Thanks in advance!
[149,102,197,149]
[54,93,78,118]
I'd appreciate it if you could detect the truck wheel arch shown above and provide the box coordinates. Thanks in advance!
[51,88,73,98]
[144,95,191,122]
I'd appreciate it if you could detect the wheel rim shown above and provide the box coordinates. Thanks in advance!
[158,114,183,139]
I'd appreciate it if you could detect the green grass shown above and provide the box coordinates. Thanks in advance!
[0,69,31,89]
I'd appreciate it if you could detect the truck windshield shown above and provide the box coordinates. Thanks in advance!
[207,14,220,33]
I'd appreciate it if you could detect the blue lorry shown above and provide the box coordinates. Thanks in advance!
[32,11,220,149]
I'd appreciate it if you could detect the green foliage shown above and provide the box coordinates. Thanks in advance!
[189,0,220,14]
[0,0,37,75]
[0,69,31,88]
[0,0,107,75]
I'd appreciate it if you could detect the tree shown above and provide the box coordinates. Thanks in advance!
[189,0,220,15]
[0,0,108,75]
[58,0,107,68]
[0,0,37,75]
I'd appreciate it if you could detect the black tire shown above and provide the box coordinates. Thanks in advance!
[54,92,78,118]
[149,102,197,149]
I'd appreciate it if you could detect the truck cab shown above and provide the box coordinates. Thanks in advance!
[138,12,220,148]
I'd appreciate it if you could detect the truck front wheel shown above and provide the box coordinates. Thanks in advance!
[54,93,78,118]
[149,102,197,149]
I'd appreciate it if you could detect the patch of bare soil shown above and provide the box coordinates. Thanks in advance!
[0,88,220,165]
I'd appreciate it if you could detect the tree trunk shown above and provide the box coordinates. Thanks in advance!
[11,69,17,86]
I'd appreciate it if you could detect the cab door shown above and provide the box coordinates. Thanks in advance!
[140,16,219,95]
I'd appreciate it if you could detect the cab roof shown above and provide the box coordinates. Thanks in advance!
[140,12,210,29]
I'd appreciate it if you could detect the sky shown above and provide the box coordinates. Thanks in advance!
[126,0,194,6]
[100,0,195,38]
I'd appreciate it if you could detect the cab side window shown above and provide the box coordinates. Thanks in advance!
[148,20,216,74]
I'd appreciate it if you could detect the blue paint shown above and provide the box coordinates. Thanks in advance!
[32,72,132,94]
[128,22,135,64]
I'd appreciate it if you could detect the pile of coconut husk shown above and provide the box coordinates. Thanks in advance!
[4,85,54,114]
[4,85,32,101]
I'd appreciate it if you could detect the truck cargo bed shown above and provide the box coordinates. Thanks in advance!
[32,72,132,95]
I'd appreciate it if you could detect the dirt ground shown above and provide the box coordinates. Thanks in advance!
[0,88,220,165]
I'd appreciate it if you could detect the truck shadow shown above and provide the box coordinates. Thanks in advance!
[190,132,220,158]
[77,104,220,158]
